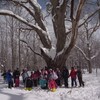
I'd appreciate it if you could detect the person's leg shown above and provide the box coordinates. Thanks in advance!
[8,81,12,88]
[34,79,37,87]
[71,78,74,87]
[64,78,68,87]
[8,81,11,88]
[78,77,81,87]
[74,78,77,87]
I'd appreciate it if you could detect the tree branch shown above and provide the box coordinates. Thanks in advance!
[0,10,52,49]
[78,7,100,27]
[28,0,46,31]
[66,7,100,35]
[75,45,89,61]
[20,39,43,58]
[70,0,74,20]
[11,0,36,20]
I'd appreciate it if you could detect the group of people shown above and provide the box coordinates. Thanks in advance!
[1,66,84,92]
[1,68,20,88]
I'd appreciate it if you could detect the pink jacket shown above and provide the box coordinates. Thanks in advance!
[48,79,57,89]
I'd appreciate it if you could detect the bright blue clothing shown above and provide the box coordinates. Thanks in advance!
[6,72,13,82]
[39,78,47,88]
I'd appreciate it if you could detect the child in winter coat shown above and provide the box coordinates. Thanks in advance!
[25,77,33,91]
[39,75,47,89]
[48,78,57,92]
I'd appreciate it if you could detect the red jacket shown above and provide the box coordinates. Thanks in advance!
[69,69,77,78]
[48,79,57,89]
[31,72,39,80]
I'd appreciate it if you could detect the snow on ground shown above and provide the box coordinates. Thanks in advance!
[0,69,100,100]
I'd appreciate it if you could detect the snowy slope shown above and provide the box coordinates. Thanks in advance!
[0,69,100,100]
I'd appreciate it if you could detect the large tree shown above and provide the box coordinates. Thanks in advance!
[0,0,100,69]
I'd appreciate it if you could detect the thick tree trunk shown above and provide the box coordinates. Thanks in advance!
[41,48,67,70]
[43,57,66,70]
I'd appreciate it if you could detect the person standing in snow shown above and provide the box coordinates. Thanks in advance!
[69,67,77,87]
[1,70,7,83]
[6,69,13,88]
[77,67,84,87]
[48,78,57,92]
[13,68,20,87]
[62,66,69,88]
[55,68,62,87]
[39,75,47,89]
[21,68,29,85]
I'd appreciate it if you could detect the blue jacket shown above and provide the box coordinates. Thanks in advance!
[39,78,47,88]
[6,72,13,82]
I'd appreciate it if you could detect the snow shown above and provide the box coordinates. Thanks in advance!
[57,0,64,8]
[0,10,28,23]
[41,46,56,59]
[31,0,41,9]
[0,69,100,100]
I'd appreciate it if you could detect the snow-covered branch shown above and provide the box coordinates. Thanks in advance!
[75,45,89,61]
[0,10,52,49]
[91,51,100,60]
[11,0,36,19]
[0,10,38,30]
[20,39,43,58]
[28,0,46,31]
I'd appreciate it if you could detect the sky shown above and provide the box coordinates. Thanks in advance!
[0,69,100,100]
[38,0,49,9]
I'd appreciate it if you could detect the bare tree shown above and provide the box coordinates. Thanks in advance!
[75,19,100,73]
[0,0,100,69]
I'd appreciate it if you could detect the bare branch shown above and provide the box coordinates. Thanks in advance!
[20,39,43,58]
[75,45,89,61]
[89,22,100,39]
[19,27,33,31]
[91,51,100,59]
[70,0,74,20]
[78,7,100,27]
[28,0,46,31]
[65,7,100,35]
[0,10,52,49]
[11,0,36,19]
[75,0,86,21]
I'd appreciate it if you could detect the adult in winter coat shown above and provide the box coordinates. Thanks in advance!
[62,67,69,88]
[13,68,20,87]
[69,67,77,87]
[77,67,84,87]
[6,69,13,88]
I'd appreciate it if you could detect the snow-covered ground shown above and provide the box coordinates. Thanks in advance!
[0,69,100,100]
